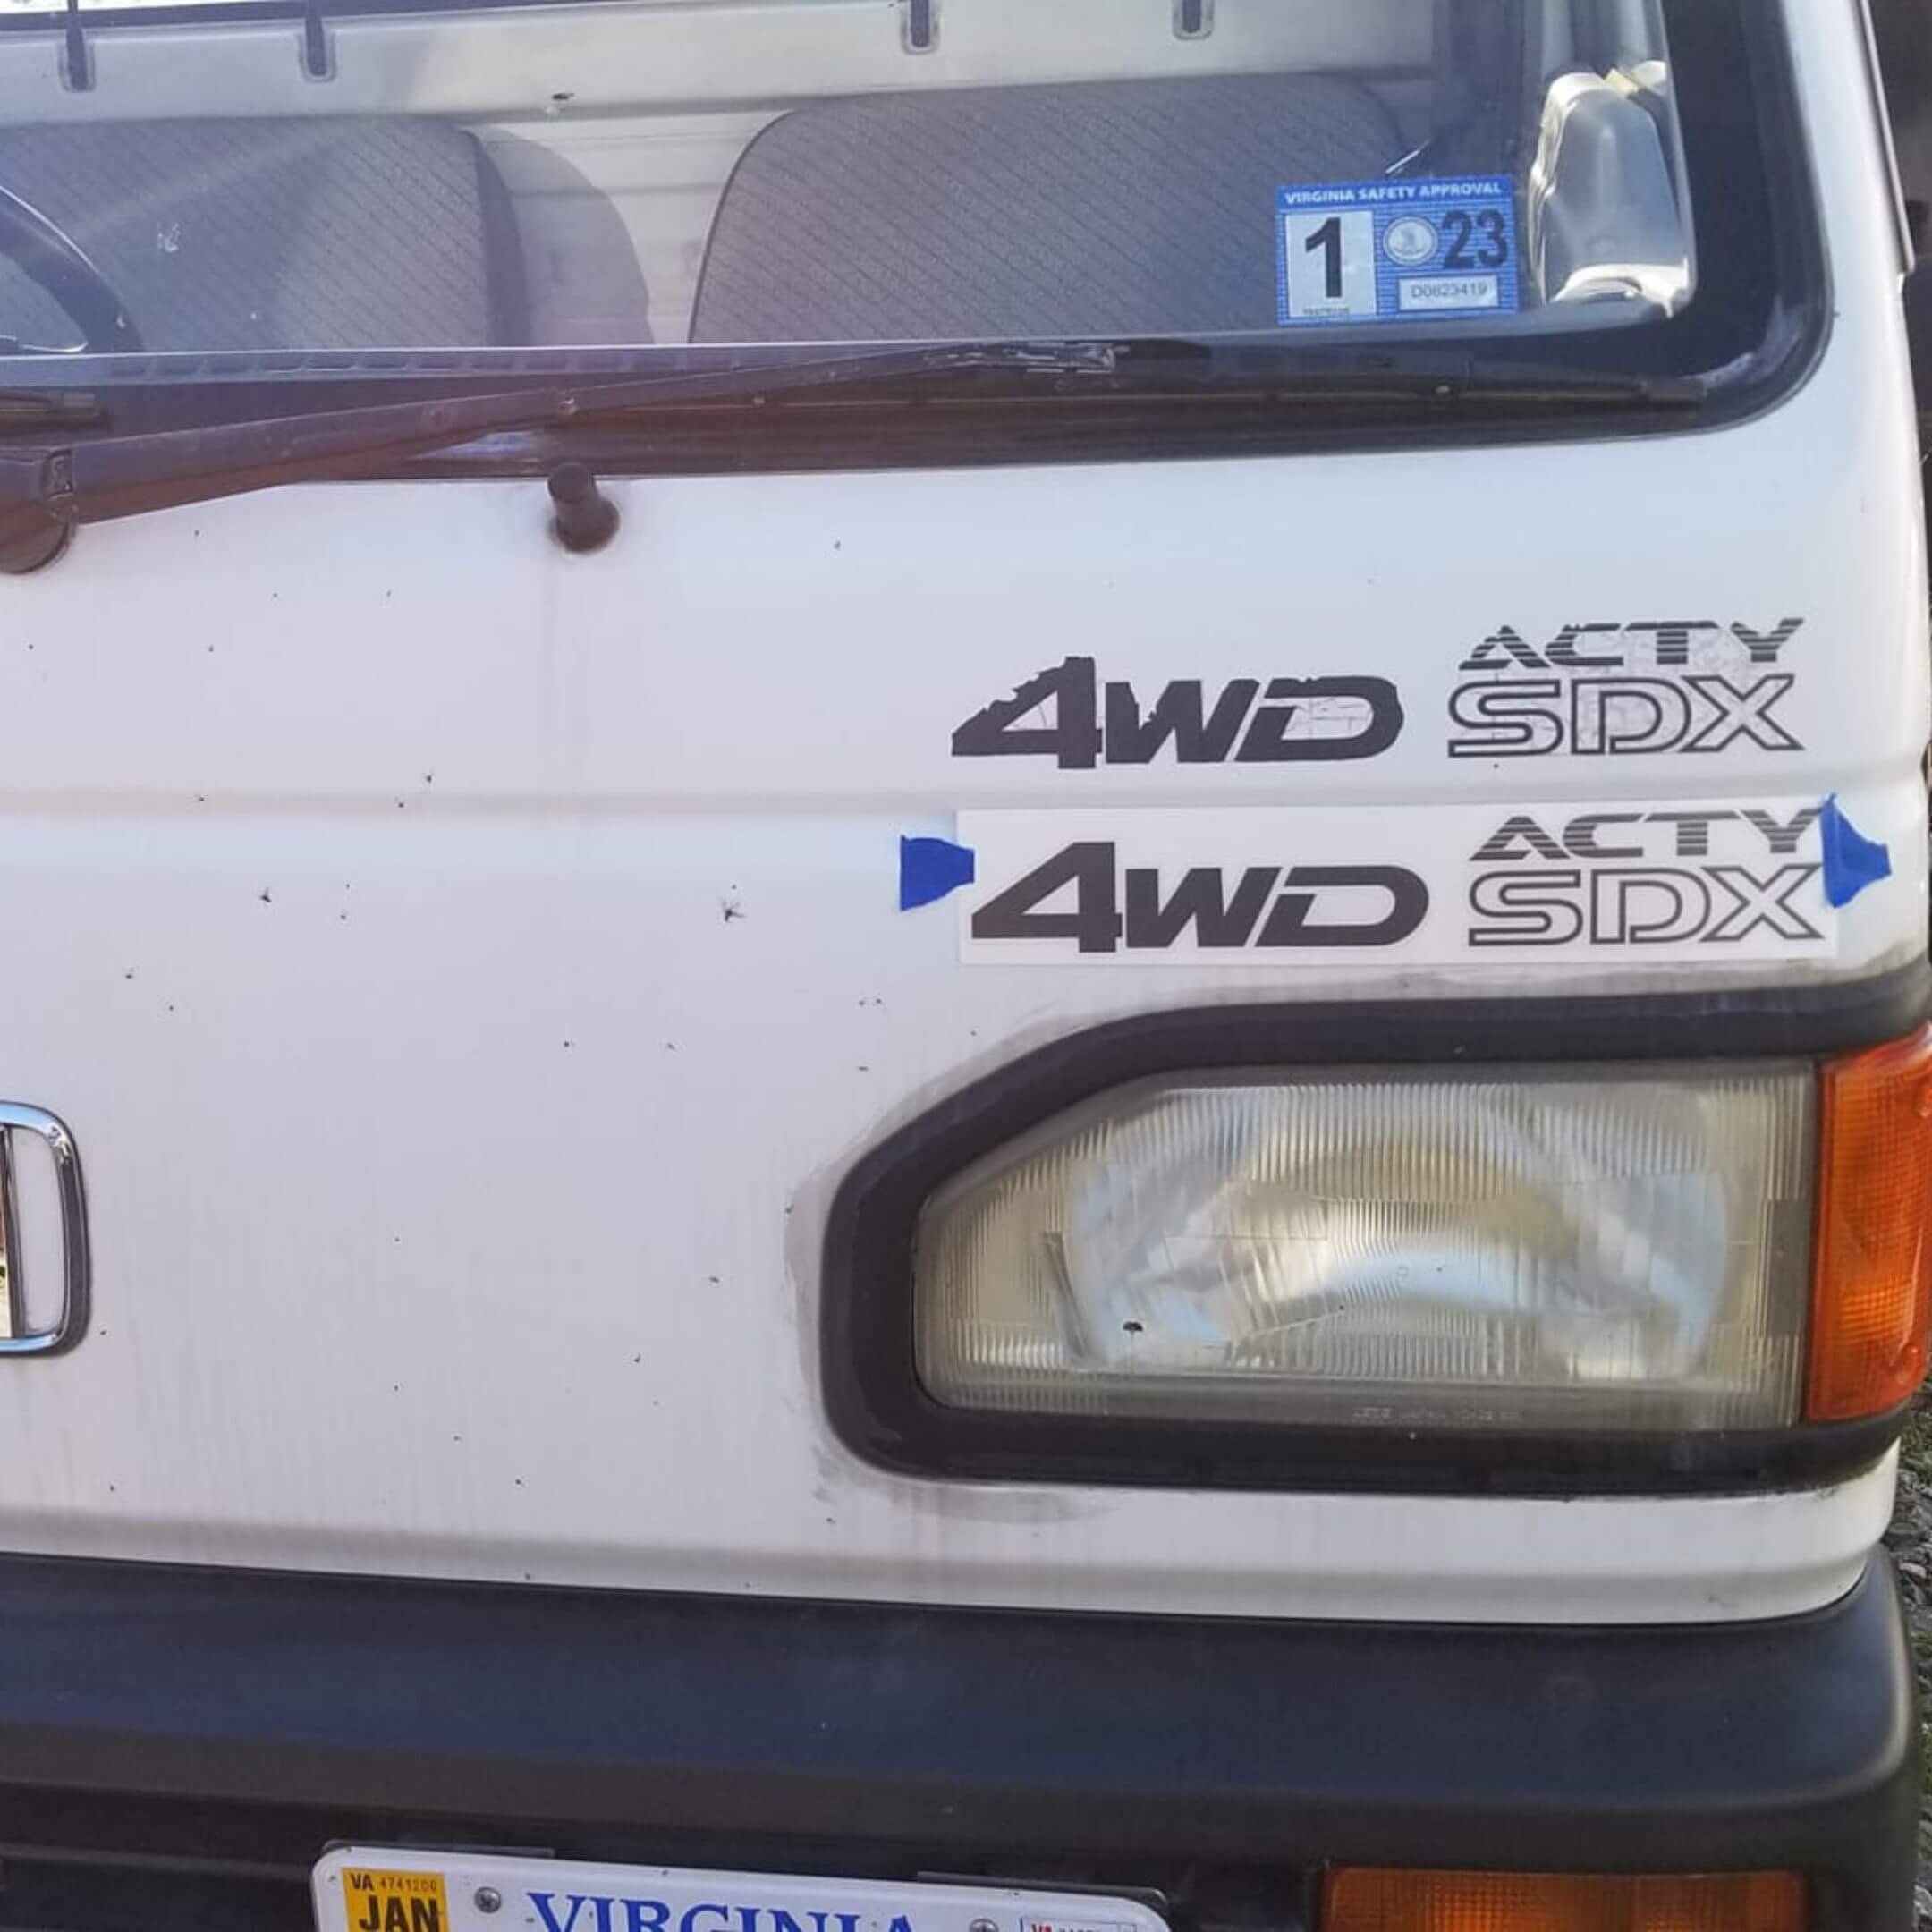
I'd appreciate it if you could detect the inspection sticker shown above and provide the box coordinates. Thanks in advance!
[1276,175,1521,326]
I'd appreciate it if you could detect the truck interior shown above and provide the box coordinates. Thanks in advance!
[0,0,1691,362]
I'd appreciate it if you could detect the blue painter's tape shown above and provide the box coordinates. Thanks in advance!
[1818,795,1892,910]
[900,836,976,911]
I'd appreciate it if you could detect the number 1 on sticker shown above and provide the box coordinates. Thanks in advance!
[1305,216,1343,301]
[1284,209,1377,320]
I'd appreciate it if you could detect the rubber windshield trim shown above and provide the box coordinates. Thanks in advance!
[821,961,1932,1496]
[0,0,1827,468]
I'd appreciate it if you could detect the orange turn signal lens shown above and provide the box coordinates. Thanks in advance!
[1808,1025,1932,1421]
[1322,1869,1809,1932]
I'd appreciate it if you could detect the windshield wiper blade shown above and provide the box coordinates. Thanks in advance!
[1114,341,1709,406]
[1395,355,1707,404]
[0,342,1115,572]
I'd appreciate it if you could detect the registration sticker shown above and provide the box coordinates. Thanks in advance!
[342,1870,450,1932]
[1275,175,1521,326]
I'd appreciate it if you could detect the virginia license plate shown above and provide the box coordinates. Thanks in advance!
[312,1850,1168,1932]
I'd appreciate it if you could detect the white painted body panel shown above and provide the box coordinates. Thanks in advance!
[0,2,1914,1624]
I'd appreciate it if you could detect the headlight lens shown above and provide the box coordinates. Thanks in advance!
[914,1064,1816,1433]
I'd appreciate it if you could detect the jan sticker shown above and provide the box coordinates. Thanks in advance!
[1276,175,1521,326]
[343,1871,447,1932]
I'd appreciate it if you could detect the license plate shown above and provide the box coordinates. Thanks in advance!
[312,1849,1168,1932]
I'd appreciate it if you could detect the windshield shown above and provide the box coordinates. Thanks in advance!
[0,0,1814,460]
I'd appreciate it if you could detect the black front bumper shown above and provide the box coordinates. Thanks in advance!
[0,1552,1913,1932]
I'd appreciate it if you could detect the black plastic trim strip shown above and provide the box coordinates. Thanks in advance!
[823,962,1932,1496]
[0,1549,1908,1931]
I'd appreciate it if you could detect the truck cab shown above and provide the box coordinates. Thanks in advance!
[0,5,1919,1932]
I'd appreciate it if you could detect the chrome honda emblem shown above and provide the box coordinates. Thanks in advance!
[0,1104,88,1356]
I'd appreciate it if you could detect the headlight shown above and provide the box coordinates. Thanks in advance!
[914,1064,1816,1434]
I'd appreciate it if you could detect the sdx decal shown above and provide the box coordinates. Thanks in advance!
[953,657,1403,767]
[1467,806,1826,949]
[1448,618,1803,758]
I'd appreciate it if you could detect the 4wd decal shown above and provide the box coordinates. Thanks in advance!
[953,801,1843,966]
[953,657,1403,767]
[1447,619,1803,758]
[970,842,1428,955]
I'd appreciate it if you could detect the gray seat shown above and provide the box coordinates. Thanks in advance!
[0,116,529,352]
[691,74,1404,343]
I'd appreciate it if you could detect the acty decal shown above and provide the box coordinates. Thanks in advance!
[1467,806,1826,949]
[1448,618,1803,758]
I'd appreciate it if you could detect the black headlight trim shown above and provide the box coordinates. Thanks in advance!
[820,962,1931,1496]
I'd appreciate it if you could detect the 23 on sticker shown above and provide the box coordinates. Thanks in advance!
[344,1869,448,1932]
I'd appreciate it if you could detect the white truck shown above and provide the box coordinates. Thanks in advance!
[0,4,1921,1932]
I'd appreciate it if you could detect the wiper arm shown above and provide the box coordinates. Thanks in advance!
[0,342,1114,572]
[0,336,1706,572]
